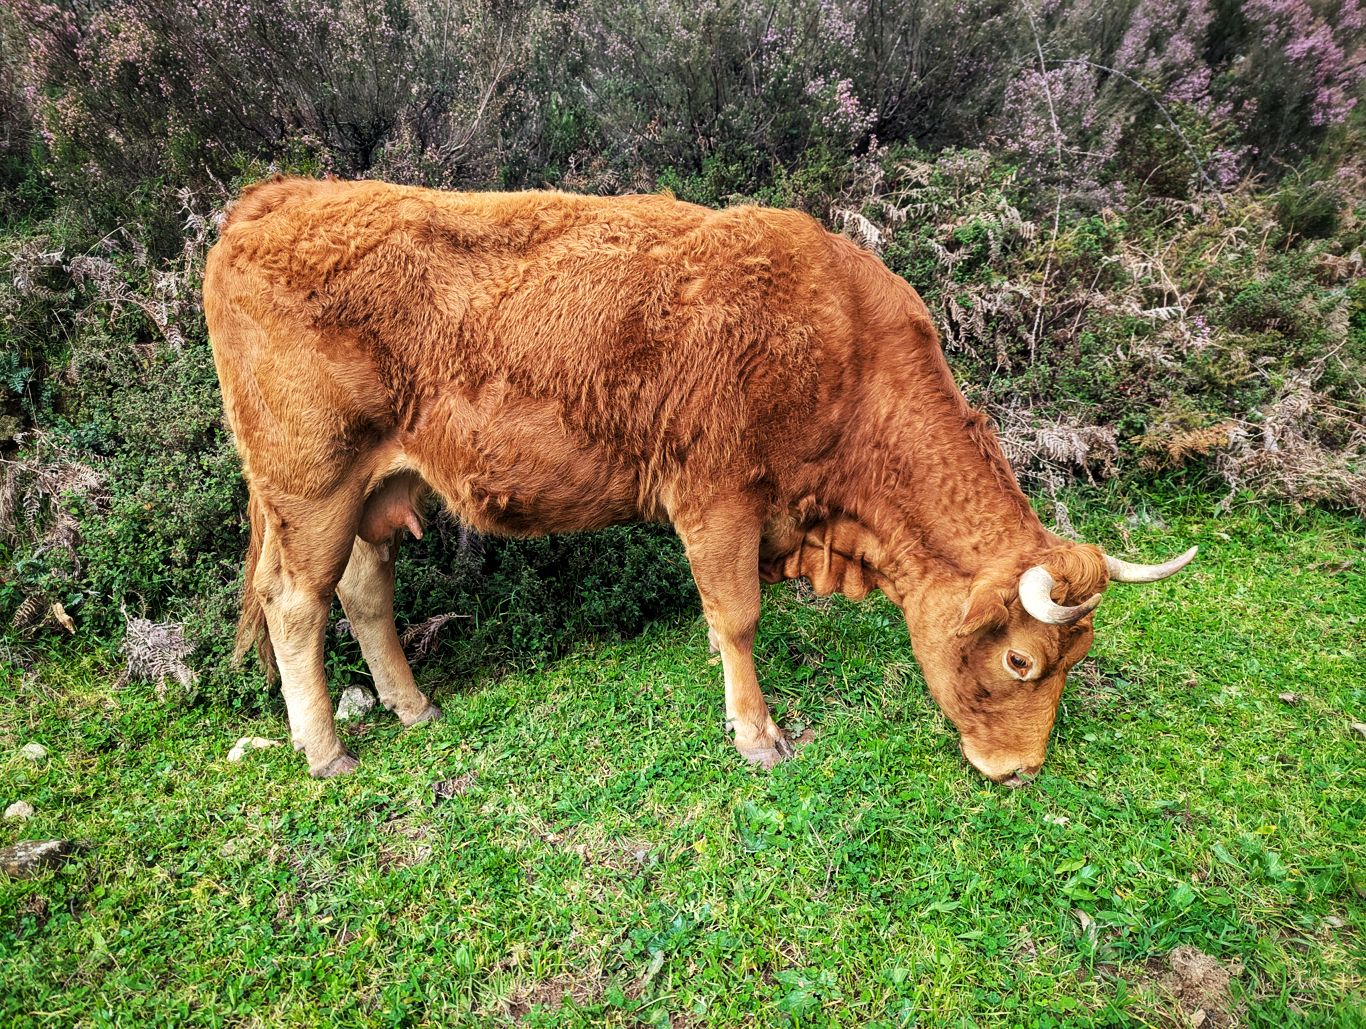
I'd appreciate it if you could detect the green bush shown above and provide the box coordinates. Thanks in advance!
[393,523,695,672]
[0,187,698,706]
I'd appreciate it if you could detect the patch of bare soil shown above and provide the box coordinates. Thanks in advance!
[432,771,477,801]
[570,836,652,872]
[504,973,601,1021]
[1141,946,1244,1027]
[18,893,50,930]
[536,824,654,872]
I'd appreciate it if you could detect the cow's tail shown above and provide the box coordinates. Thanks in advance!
[234,490,277,681]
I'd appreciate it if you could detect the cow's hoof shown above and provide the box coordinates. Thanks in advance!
[311,750,359,779]
[737,732,794,770]
[402,703,442,728]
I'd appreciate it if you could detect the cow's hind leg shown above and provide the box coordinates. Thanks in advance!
[677,502,792,769]
[336,537,442,726]
[254,494,362,778]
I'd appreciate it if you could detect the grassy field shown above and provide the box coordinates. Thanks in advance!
[2,490,1363,1027]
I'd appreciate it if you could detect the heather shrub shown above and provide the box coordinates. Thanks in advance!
[870,144,1364,510]
[13,0,558,194]
[12,0,1363,207]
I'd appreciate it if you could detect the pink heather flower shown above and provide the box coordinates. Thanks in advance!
[1245,0,1364,126]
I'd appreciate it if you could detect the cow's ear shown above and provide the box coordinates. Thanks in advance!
[955,579,1010,637]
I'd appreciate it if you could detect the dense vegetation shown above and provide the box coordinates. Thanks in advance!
[1,1,1362,699]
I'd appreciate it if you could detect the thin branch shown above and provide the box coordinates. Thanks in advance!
[1025,7,1063,365]
[1050,58,1230,213]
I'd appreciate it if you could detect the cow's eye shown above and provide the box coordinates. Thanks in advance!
[1005,650,1033,677]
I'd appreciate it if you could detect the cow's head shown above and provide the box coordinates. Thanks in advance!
[905,543,1196,785]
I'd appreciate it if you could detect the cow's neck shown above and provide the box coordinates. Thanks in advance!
[770,416,1048,606]
[775,264,1055,602]
[839,374,1052,586]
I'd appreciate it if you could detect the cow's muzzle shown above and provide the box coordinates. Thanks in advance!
[959,741,1042,787]
[995,765,1041,789]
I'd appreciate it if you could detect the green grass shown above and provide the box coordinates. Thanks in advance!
[2,490,1364,1027]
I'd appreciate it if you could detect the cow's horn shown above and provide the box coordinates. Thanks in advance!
[1105,546,1198,583]
[1018,566,1102,625]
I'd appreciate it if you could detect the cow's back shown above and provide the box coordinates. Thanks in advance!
[206,178,880,531]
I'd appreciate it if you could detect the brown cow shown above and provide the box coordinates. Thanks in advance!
[204,177,1193,781]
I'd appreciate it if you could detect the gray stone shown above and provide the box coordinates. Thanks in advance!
[19,743,47,762]
[0,839,73,878]
[336,686,376,722]
[4,801,34,821]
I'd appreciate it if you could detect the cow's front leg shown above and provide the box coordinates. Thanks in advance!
[336,536,442,726]
[255,511,357,778]
[678,504,792,769]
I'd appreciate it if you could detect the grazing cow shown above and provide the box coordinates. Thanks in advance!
[204,177,1194,781]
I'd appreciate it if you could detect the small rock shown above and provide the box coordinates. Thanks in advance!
[1351,723,1366,739]
[0,839,73,878]
[227,736,281,762]
[336,686,376,722]
[5,801,34,821]
[19,743,47,762]
[1277,692,1300,705]
[1323,915,1345,929]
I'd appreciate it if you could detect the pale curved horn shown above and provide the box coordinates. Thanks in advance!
[1105,546,1198,583]
[1018,566,1102,625]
